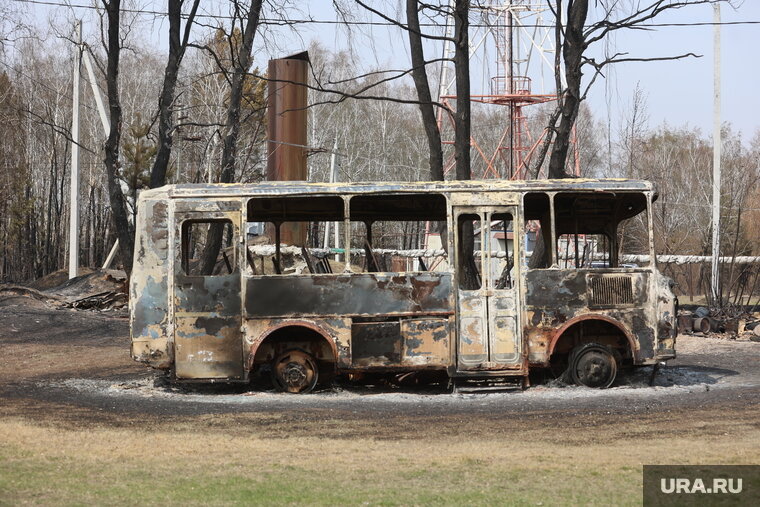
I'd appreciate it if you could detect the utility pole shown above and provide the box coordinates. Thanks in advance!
[69,21,82,280]
[710,3,722,305]
[68,23,118,272]
[323,138,340,259]
[331,138,340,254]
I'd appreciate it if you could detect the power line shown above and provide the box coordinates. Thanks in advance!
[0,59,100,116]
[10,0,760,28]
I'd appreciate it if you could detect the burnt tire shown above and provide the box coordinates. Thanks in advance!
[271,349,318,394]
[569,342,617,388]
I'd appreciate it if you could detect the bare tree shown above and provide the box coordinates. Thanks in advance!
[546,0,719,177]
[199,0,264,274]
[100,0,134,275]
[149,0,201,188]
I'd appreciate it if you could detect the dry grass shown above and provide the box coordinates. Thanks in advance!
[1,411,758,506]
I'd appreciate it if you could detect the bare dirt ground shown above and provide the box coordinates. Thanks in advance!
[1,294,759,504]
[1,296,759,436]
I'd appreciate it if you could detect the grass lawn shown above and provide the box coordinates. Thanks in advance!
[1,416,758,506]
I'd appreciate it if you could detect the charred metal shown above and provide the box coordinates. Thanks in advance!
[130,179,677,393]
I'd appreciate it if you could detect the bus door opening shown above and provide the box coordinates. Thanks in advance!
[455,207,523,371]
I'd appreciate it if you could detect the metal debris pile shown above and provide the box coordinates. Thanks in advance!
[66,291,128,310]
[1,269,128,312]
[677,306,760,341]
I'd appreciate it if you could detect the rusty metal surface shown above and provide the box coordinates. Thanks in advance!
[351,321,402,367]
[130,197,171,369]
[244,272,453,318]
[523,268,657,365]
[400,318,451,366]
[654,271,678,359]
[245,318,351,369]
[158,178,655,200]
[267,52,309,247]
[266,53,308,183]
[130,179,675,385]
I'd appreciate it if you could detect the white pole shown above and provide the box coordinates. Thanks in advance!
[69,21,82,280]
[82,49,110,135]
[330,138,340,258]
[435,0,455,111]
[102,240,119,270]
[710,4,722,305]
[323,138,336,250]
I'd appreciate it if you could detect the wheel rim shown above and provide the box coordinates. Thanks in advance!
[272,350,318,393]
[571,346,617,388]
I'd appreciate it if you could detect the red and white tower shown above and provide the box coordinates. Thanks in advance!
[437,1,578,179]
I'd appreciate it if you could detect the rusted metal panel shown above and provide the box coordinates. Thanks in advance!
[457,291,488,367]
[244,317,351,369]
[174,275,242,314]
[267,52,309,183]
[401,318,450,366]
[351,321,402,367]
[174,199,241,213]
[523,268,655,365]
[174,316,243,379]
[489,293,518,363]
[173,274,244,379]
[267,52,309,247]
[130,198,171,369]
[449,192,520,206]
[245,272,453,318]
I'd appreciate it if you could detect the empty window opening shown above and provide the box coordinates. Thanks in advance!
[246,196,345,275]
[181,219,236,276]
[350,193,447,273]
[554,192,650,269]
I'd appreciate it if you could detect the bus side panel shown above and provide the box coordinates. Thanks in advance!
[130,199,172,369]
[523,269,655,365]
[244,274,454,370]
[245,272,453,317]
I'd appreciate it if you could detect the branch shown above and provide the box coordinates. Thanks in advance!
[318,57,452,86]
[260,68,447,110]
[584,0,716,46]
[352,0,454,42]
[24,108,98,156]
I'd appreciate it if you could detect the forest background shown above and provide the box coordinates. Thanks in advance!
[0,0,757,303]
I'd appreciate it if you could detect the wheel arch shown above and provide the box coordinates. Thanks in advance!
[548,314,638,361]
[247,320,338,370]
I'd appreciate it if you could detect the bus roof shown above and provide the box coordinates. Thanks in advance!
[140,178,655,200]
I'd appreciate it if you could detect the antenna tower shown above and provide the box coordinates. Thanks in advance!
[437,1,578,179]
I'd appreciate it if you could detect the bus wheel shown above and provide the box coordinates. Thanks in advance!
[569,343,617,388]
[272,349,318,394]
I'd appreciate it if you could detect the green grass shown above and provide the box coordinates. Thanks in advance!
[0,446,639,506]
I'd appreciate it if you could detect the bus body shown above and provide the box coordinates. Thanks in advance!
[130,179,677,392]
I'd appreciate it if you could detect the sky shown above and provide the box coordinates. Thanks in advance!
[590,1,760,140]
[15,0,760,141]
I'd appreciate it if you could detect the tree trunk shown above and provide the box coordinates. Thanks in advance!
[150,0,201,188]
[451,0,480,287]
[547,0,588,179]
[102,0,134,275]
[406,0,443,182]
[453,0,471,182]
[200,0,263,274]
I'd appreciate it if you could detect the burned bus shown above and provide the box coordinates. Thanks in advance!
[130,179,677,392]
